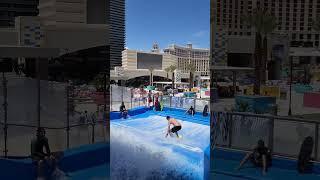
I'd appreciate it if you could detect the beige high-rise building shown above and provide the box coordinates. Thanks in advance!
[164,44,210,76]
[122,49,176,71]
[212,0,320,66]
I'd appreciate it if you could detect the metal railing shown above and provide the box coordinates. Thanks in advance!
[110,85,210,112]
[0,119,108,157]
[212,111,320,161]
[0,76,109,157]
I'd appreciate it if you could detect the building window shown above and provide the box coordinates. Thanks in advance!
[300,34,304,39]
[307,34,312,40]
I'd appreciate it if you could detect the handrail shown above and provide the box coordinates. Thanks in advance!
[0,120,105,130]
[212,111,320,161]
[0,119,107,157]
[219,111,320,124]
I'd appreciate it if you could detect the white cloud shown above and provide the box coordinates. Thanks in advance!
[193,30,208,37]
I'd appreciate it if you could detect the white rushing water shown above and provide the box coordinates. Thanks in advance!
[110,116,210,180]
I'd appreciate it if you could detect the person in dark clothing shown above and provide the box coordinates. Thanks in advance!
[298,136,314,173]
[203,105,209,117]
[154,97,161,111]
[31,127,56,178]
[237,140,272,175]
[186,106,195,116]
[119,102,128,119]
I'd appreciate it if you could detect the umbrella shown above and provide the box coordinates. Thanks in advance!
[145,86,155,91]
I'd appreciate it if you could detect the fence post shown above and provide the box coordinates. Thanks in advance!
[193,96,196,111]
[315,123,319,161]
[268,117,275,154]
[66,85,70,149]
[131,90,133,109]
[91,121,95,144]
[170,96,172,108]
[228,113,233,148]
[37,58,41,128]
[110,85,112,111]
[2,72,8,157]
[121,81,124,103]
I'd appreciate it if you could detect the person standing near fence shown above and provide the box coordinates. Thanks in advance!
[148,90,153,107]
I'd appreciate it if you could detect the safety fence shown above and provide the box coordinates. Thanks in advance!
[0,76,108,157]
[110,85,210,112]
[211,111,320,161]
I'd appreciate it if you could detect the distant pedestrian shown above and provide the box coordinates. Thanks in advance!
[148,90,153,107]
[120,102,128,119]
[203,105,209,117]
[298,136,314,174]
[84,110,89,124]
[186,106,195,116]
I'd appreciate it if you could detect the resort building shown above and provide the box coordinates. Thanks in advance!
[164,44,210,76]
[211,0,320,68]
[122,48,176,71]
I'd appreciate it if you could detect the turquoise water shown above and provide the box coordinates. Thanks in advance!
[110,113,210,180]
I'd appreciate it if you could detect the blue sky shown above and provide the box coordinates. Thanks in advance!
[126,0,210,51]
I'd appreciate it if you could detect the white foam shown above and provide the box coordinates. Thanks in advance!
[110,115,210,180]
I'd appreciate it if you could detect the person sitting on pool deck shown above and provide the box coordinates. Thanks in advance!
[119,102,128,119]
[31,127,64,179]
[186,106,195,116]
[203,105,209,117]
[297,136,314,173]
[236,140,272,175]
[165,116,182,138]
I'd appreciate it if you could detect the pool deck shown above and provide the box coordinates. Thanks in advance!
[211,148,320,180]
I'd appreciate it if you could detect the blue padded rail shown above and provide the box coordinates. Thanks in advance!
[110,106,210,126]
[0,142,109,179]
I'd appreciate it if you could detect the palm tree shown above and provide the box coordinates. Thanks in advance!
[186,63,196,91]
[262,14,277,83]
[164,67,170,80]
[169,65,177,89]
[242,8,277,95]
[148,67,154,86]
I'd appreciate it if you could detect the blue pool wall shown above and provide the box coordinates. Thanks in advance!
[111,106,210,123]
[0,142,108,179]
[111,106,211,180]
[204,146,210,180]
[211,147,320,178]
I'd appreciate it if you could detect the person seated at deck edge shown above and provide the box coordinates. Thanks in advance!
[119,102,128,119]
[165,116,182,138]
[186,106,195,116]
[298,136,314,173]
[31,127,56,179]
[236,140,272,175]
[203,105,209,117]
